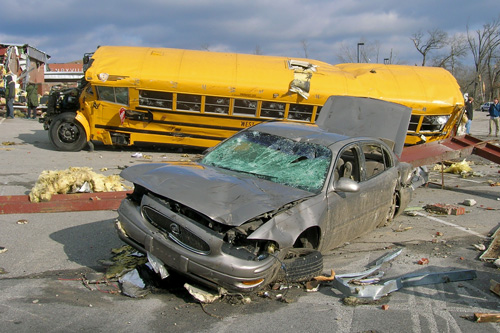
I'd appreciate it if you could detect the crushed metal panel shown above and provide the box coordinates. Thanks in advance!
[288,59,317,99]
[316,96,411,157]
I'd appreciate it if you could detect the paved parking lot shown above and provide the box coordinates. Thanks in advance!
[1,114,500,332]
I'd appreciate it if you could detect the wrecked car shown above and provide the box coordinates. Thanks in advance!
[116,96,427,292]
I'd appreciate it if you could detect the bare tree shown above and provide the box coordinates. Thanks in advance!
[410,29,448,66]
[254,45,263,55]
[466,17,500,101]
[431,33,468,75]
[301,39,309,59]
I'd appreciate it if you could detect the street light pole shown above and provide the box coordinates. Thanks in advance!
[357,43,364,63]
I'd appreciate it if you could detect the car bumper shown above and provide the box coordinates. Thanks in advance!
[116,197,282,292]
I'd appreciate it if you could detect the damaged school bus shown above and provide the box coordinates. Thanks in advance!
[42,45,464,151]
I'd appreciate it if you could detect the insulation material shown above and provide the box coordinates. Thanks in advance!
[29,167,124,202]
[443,159,473,174]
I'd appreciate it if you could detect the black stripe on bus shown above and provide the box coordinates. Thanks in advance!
[95,125,230,141]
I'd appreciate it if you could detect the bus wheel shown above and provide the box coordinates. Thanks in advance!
[49,113,87,151]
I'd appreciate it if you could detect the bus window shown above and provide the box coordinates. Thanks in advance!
[205,96,230,114]
[315,106,322,121]
[233,98,257,116]
[96,86,129,106]
[288,104,314,121]
[261,101,285,119]
[177,93,201,112]
[139,90,173,109]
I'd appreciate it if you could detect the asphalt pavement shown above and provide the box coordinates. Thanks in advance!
[1,113,500,333]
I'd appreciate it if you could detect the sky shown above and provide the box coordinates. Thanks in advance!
[1,0,499,66]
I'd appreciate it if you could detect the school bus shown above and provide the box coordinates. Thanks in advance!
[42,45,464,151]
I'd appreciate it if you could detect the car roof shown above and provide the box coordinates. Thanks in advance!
[250,121,352,147]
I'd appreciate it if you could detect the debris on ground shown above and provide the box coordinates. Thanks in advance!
[2,141,17,145]
[16,219,28,224]
[438,159,473,175]
[105,245,148,279]
[119,269,149,298]
[424,203,465,215]
[184,283,224,304]
[473,244,486,251]
[0,246,7,254]
[393,224,413,232]
[479,226,500,261]
[0,267,7,274]
[29,167,124,202]
[462,199,477,206]
[490,279,500,297]
[331,248,477,300]
[417,258,429,265]
[381,304,390,310]
[473,313,500,323]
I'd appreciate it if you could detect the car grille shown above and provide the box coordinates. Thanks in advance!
[142,205,210,255]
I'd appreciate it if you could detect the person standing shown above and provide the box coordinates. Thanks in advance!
[489,97,500,137]
[26,83,39,119]
[5,75,15,119]
[465,96,474,134]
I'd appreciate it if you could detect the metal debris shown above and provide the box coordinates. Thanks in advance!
[184,283,223,304]
[331,248,477,300]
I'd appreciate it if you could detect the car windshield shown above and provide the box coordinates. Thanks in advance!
[202,130,332,192]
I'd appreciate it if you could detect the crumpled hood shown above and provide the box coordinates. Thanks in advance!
[121,162,313,226]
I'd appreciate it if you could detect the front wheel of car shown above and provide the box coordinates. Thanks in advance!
[48,113,87,151]
[275,248,323,283]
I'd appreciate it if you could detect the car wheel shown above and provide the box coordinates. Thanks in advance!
[380,189,400,227]
[275,248,323,283]
[48,113,87,151]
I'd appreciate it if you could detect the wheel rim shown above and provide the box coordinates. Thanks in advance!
[57,122,81,143]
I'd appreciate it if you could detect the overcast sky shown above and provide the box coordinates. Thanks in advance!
[1,0,498,66]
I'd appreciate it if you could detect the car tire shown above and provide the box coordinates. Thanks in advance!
[48,113,87,151]
[275,248,323,283]
[380,189,400,227]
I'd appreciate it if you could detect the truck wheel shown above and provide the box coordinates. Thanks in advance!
[275,248,323,283]
[49,113,87,151]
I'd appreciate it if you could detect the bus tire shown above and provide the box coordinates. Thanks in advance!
[49,113,87,151]
[275,248,323,283]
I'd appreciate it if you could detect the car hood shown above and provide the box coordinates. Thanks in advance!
[121,162,313,226]
[316,96,411,157]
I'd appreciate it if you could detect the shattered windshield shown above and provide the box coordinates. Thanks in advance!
[202,130,332,192]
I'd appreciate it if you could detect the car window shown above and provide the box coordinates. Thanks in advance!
[335,145,361,182]
[201,130,332,193]
[361,142,392,180]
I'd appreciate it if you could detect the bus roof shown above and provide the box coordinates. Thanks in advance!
[85,46,464,114]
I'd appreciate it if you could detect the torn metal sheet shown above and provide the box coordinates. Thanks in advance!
[184,283,223,304]
[333,268,477,300]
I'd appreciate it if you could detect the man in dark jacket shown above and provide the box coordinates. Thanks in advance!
[489,97,500,137]
[5,75,15,119]
[26,83,39,119]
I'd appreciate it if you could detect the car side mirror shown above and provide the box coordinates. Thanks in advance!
[334,177,360,193]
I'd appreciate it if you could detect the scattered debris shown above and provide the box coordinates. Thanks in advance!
[462,199,477,207]
[314,269,336,281]
[131,153,143,158]
[331,248,476,300]
[2,141,17,145]
[424,203,465,216]
[16,219,28,224]
[305,280,320,292]
[473,313,500,323]
[490,279,500,297]
[417,258,429,265]
[184,283,224,304]
[29,167,124,202]
[0,267,7,274]
[473,244,486,251]
[105,246,148,279]
[119,269,149,298]
[0,246,7,254]
[381,304,390,310]
[442,159,473,174]
[479,226,500,261]
[147,252,169,279]
[393,224,413,232]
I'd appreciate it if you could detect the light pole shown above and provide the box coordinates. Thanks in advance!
[357,43,364,63]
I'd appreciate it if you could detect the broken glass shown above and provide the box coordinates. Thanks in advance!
[202,130,332,193]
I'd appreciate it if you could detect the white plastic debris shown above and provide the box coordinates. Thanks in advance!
[119,269,148,298]
[462,199,477,207]
[473,244,486,251]
[494,259,500,268]
[147,253,169,279]
[131,152,143,158]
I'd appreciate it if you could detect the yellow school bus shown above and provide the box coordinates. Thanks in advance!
[43,45,464,151]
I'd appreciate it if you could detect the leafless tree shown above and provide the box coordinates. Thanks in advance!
[466,17,500,101]
[410,29,448,66]
[335,41,400,64]
[431,33,468,75]
[200,43,211,51]
[301,39,309,59]
[254,45,263,55]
